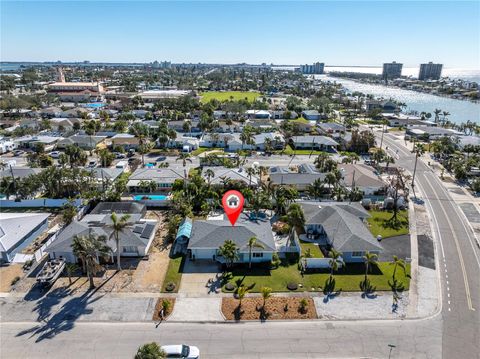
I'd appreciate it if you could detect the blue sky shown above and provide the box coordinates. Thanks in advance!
[1,1,479,68]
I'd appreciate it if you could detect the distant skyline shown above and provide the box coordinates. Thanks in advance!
[1,1,479,69]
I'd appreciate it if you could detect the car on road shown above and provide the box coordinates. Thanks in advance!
[49,151,61,158]
[161,345,199,359]
[156,156,166,162]
[13,150,24,156]
[114,152,126,159]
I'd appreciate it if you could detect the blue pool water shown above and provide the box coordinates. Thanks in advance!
[133,194,168,201]
[83,103,105,108]
[145,163,154,168]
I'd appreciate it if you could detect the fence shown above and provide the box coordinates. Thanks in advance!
[303,257,344,270]
[33,231,59,262]
[0,198,82,208]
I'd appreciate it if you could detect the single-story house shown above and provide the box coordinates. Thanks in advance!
[270,111,298,120]
[406,126,461,140]
[38,107,63,118]
[290,135,339,151]
[14,135,63,151]
[127,168,184,193]
[47,202,156,262]
[338,163,386,196]
[49,118,82,132]
[88,168,125,190]
[166,134,199,151]
[366,100,398,114]
[269,163,326,191]
[301,110,321,121]
[184,214,276,264]
[56,135,107,150]
[299,201,382,262]
[202,166,260,187]
[110,134,141,150]
[318,122,346,135]
[245,110,271,120]
[0,212,49,263]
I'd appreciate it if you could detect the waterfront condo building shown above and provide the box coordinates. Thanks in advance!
[382,61,403,80]
[47,82,104,101]
[418,62,443,80]
[300,62,324,74]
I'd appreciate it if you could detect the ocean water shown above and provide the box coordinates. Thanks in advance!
[317,75,480,124]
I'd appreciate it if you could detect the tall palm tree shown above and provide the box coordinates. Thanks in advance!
[362,251,378,290]
[204,168,215,188]
[135,343,166,359]
[328,249,344,279]
[109,212,131,271]
[247,236,265,269]
[71,233,111,289]
[390,255,406,280]
[433,109,442,124]
[176,152,193,168]
[286,203,305,232]
[411,143,425,198]
[245,167,257,186]
[307,178,324,200]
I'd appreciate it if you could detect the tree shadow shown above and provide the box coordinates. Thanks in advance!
[233,305,244,321]
[359,278,377,299]
[15,288,105,343]
[322,277,342,303]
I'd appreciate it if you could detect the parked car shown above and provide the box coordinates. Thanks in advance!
[127,148,135,157]
[114,152,126,159]
[161,345,200,359]
[87,160,97,168]
[49,151,61,159]
[13,150,24,156]
[156,156,166,162]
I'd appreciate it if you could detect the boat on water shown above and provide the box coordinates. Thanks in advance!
[36,258,66,286]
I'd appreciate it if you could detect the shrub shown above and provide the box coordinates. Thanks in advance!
[271,253,281,268]
[165,282,176,292]
[162,299,171,313]
[287,282,298,291]
[299,298,308,313]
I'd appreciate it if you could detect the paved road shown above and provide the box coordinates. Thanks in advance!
[380,132,480,359]
[1,319,442,359]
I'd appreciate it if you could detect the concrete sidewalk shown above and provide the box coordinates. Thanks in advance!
[168,297,224,322]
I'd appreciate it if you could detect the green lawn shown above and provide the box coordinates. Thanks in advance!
[299,240,324,258]
[223,261,410,293]
[161,255,185,293]
[291,117,310,124]
[200,91,261,103]
[284,144,333,156]
[367,210,409,238]
[191,147,224,156]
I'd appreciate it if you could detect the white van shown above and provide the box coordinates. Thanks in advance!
[115,160,128,172]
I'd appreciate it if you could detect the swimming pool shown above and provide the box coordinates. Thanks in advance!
[133,194,168,201]
[83,103,105,108]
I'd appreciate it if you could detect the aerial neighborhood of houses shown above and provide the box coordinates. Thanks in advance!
[0,61,479,332]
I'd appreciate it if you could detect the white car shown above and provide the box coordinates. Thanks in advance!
[49,151,61,159]
[161,344,200,359]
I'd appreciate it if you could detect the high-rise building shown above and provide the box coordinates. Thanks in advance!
[382,61,403,80]
[418,62,443,80]
[300,62,324,74]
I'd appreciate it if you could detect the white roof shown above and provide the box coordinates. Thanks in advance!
[0,213,49,252]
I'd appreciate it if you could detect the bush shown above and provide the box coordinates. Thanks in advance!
[162,299,171,313]
[287,282,298,291]
[271,253,281,269]
[224,282,235,291]
[165,282,176,292]
[299,298,308,313]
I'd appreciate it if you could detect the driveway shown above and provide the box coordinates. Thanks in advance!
[377,234,410,262]
[168,297,224,321]
[178,259,221,296]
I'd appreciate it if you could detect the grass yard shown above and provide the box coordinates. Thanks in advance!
[161,255,185,293]
[191,147,224,156]
[299,240,324,258]
[367,210,409,238]
[200,91,261,103]
[223,261,410,293]
[291,117,310,124]
[284,144,333,156]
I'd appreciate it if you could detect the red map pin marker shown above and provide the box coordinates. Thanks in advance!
[222,190,244,226]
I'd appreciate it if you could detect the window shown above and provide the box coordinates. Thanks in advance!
[351,251,363,257]
[253,253,263,258]
[123,246,138,254]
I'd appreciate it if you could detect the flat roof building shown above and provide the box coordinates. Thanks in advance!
[419,62,443,80]
[382,62,403,80]
[300,62,324,75]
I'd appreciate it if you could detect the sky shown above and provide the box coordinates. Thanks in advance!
[1,1,479,68]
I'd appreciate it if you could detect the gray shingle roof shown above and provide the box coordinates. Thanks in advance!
[299,202,382,253]
[292,136,339,146]
[188,214,275,251]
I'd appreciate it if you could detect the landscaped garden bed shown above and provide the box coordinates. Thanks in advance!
[161,255,185,293]
[221,297,317,320]
[152,298,175,321]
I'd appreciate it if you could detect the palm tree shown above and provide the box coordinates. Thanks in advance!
[71,233,111,289]
[286,203,305,232]
[307,178,324,200]
[261,286,272,309]
[237,284,249,308]
[109,212,131,271]
[433,109,442,124]
[64,263,79,285]
[247,236,265,269]
[176,152,193,168]
[390,255,406,280]
[411,143,425,198]
[441,111,450,126]
[328,249,344,279]
[135,343,166,359]
[217,239,239,268]
[204,168,215,187]
[245,167,257,186]
[362,251,378,291]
